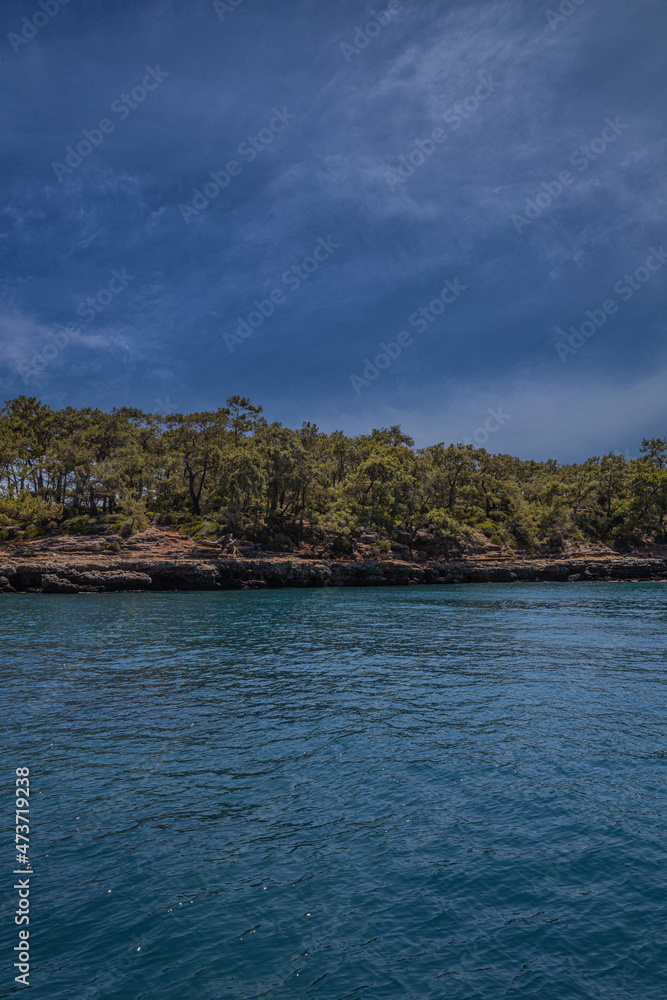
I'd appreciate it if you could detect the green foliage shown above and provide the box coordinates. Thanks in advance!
[62,515,98,535]
[116,488,149,535]
[0,490,62,527]
[0,396,665,554]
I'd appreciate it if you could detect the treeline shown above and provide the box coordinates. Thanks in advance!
[0,395,666,553]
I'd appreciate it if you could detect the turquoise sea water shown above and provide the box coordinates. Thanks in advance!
[1,583,666,999]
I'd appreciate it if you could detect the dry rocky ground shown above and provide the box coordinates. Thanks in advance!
[1,526,666,593]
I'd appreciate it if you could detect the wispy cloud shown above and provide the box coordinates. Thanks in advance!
[0,0,664,457]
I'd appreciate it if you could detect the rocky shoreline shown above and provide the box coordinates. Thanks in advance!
[2,552,667,594]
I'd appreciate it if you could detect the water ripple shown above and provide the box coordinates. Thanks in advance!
[1,583,666,998]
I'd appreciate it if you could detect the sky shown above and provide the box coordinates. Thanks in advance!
[0,0,665,461]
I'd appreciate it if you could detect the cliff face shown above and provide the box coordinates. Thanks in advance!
[1,526,666,593]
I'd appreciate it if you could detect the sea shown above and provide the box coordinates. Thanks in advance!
[1,582,666,999]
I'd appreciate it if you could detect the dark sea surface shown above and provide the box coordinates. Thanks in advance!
[1,583,666,999]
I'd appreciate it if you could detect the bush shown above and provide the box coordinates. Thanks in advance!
[331,534,354,556]
[489,528,511,546]
[612,527,644,552]
[156,512,180,526]
[116,489,149,534]
[0,492,62,527]
[62,514,98,535]
[475,520,498,539]
[0,528,22,542]
[429,509,462,540]
[264,532,294,553]
[178,518,204,538]
[200,520,226,540]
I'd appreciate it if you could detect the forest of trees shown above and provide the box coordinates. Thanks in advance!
[1,395,666,555]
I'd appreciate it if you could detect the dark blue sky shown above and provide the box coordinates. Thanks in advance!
[1,0,665,460]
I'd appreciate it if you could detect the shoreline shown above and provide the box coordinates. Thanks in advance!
[2,551,667,594]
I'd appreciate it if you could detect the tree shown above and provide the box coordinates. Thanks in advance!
[162,410,228,516]
[226,395,263,446]
[0,394,664,555]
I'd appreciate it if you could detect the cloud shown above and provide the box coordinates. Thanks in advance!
[324,365,667,460]
[0,0,664,460]
[0,308,132,383]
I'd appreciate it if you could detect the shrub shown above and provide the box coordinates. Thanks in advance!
[116,489,149,534]
[178,518,204,538]
[156,512,179,526]
[200,520,225,540]
[264,532,294,553]
[62,514,98,535]
[0,528,21,542]
[0,492,62,527]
